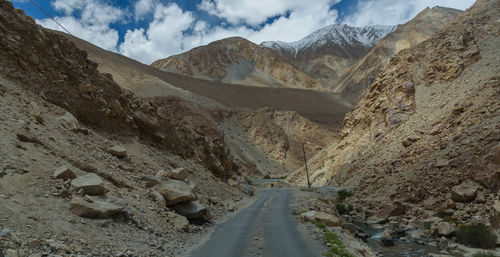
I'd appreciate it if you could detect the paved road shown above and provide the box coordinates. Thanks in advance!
[189,189,324,257]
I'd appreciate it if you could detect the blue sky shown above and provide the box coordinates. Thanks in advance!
[12,0,475,64]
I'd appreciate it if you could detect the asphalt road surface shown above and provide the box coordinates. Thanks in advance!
[189,189,324,257]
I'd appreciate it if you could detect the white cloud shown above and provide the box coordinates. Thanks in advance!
[343,0,475,26]
[135,0,156,20]
[37,0,123,51]
[118,3,195,64]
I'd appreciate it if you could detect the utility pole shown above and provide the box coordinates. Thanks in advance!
[302,142,311,189]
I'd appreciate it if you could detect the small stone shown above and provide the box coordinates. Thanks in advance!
[166,211,189,230]
[156,168,188,180]
[209,196,220,205]
[59,112,79,132]
[5,249,19,257]
[71,173,105,195]
[53,166,76,180]
[435,159,450,168]
[150,190,166,208]
[1,228,11,237]
[107,146,127,158]
[28,101,43,123]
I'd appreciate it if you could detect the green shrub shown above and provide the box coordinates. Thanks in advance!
[337,190,353,202]
[323,230,354,257]
[472,252,498,257]
[312,221,326,229]
[435,208,453,218]
[443,216,460,225]
[263,174,271,179]
[336,203,349,215]
[456,223,497,249]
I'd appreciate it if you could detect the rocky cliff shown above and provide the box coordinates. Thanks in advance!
[332,7,462,104]
[290,0,499,223]
[151,37,323,90]
[262,25,395,88]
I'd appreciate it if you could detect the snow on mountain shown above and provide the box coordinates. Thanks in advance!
[261,24,396,57]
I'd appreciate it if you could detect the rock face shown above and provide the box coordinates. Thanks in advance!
[262,24,395,88]
[70,196,126,218]
[156,168,188,180]
[289,0,500,216]
[332,7,462,104]
[71,173,105,195]
[155,180,195,206]
[173,201,207,220]
[151,37,322,90]
[451,180,480,202]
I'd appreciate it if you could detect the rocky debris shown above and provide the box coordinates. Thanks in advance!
[150,190,166,208]
[431,222,456,236]
[402,135,421,147]
[52,166,77,180]
[209,196,220,205]
[106,145,127,158]
[59,112,79,132]
[228,178,239,187]
[166,211,189,230]
[71,173,105,195]
[28,101,43,123]
[156,168,188,180]
[301,210,341,227]
[154,180,195,206]
[367,203,406,224]
[222,200,237,211]
[451,180,481,202]
[70,195,127,218]
[173,201,208,220]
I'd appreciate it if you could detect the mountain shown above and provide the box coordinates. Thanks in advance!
[261,24,395,88]
[151,37,323,90]
[332,6,463,104]
[289,0,499,225]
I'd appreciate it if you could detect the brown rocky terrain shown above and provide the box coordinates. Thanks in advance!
[0,1,255,256]
[151,37,323,90]
[262,25,395,89]
[290,0,500,240]
[333,6,462,104]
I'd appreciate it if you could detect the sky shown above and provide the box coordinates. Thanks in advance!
[12,0,475,64]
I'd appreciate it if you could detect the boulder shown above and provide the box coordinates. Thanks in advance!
[71,173,105,195]
[173,201,207,220]
[150,190,166,208]
[28,101,43,123]
[435,159,450,168]
[431,222,456,236]
[106,145,127,158]
[451,180,480,202]
[367,203,406,224]
[166,211,189,230]
[59,112,79,132]
[52,166,76,180]
[70,196,126,218]
[154,180,195,205]
[301,210,341,227]
[156,168,188,180]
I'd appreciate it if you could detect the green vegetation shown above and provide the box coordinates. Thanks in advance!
[337,190,353,202]
[435,208,453,219]
[456,223,497,249]
[263,174,271,179]
[472,252,498,257]
[323,230,354,257]
[335,203,348,215]
[312,221,326,229]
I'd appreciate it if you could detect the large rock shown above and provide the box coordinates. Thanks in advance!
[451,180,481,202]
[301,210,341,227]
[367,203,406,224]
[59,112,79,132]
[53,166,77,180]
[70,196,126,218]
[166,211,189,230]
[155,180,195,205]
[173,201,207,220]
[156,168,188,180]
[71,173,105,195]
[106,145,127,158]
[431,222,456,236]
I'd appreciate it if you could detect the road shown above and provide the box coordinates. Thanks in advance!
[188,189,325,257]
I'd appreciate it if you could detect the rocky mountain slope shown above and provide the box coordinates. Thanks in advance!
[290,0,499,229]
[333,6,462,104]
[151,37,323,90]
[262,24,395,88]
[0,1,255,256]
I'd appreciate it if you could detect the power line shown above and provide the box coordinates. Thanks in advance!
[28,0,137,89]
